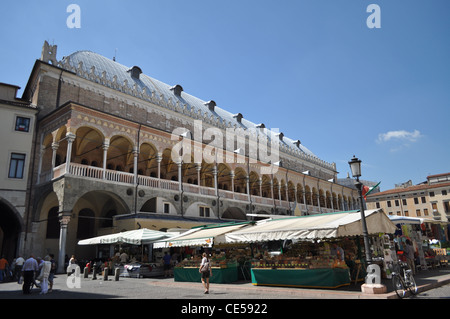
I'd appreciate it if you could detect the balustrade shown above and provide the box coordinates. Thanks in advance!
[38,162,340,213]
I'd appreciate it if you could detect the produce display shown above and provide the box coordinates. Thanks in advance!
[175,252,238,269]
[251,241,352,270]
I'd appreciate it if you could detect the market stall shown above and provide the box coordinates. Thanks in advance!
[153,222,252,283]
[78,228,175,278]
[225,209,397,288]
[388,215,449,270]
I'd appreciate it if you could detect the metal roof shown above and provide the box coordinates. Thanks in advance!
[60,50,327,163]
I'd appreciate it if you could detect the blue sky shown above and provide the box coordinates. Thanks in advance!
[1,0,449,190]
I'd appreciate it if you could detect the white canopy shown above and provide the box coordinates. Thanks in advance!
[388,215,424,225]
[225,209,397,243]
[78,228,175,245]
[153,223,251,248]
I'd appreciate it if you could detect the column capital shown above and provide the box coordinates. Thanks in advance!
[66,132,76,142]
[58,211,71,225]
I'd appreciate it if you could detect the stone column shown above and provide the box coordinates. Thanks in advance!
[259,178,263,197]
[133,147,139,185]
[65,133,76,174]
[57,212,71,274]
[230,170,235,193]
[196,163,202,186]
[102,140,109,180]
[177,161,182,192]
[37,145,45,184]
[51,142,59,170]
[213,165,218,196]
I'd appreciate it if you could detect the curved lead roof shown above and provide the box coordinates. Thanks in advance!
[60,50,328,165]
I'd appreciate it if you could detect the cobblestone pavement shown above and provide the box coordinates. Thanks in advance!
[1,269,448,317]
[0,267,448,300]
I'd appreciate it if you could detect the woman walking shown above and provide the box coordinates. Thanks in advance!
[199,253,212,294]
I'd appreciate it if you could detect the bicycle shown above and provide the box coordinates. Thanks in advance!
[391,261,418,298]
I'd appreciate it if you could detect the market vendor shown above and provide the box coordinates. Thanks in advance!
[331,243,345,261]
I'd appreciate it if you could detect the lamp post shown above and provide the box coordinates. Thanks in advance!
[348,156,372,266]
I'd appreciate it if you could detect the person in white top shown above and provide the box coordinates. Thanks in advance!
[39,256,52,294]
[14,256,25,282]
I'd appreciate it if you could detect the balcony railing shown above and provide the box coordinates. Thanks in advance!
[40,162,340,214]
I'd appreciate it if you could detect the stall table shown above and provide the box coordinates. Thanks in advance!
[119,263,164,278]
[251,268,351,289]
[174,264,239,284]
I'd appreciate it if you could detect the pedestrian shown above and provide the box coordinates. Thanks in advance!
[405,240,416,275]
[48,254,56,292]
[0,256,8,282]
[22,255,38,294]
[33,257,43,288]
[14,255,25,282]
[199,252,212,294]
[163,251,172,277]
[39,256,52,294]
[119,250,128,264]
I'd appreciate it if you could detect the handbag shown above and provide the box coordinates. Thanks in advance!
[200,260,210,273]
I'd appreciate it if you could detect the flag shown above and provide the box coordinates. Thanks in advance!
[362,181,381,200]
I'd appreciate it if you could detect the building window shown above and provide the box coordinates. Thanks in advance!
[416,209,421,216]
[430,192,435,197]
[414,198,419,205]
[46,207,60,239]
[376,202,380,209]
[403,199,407,206]
[424,208,429,216]
[387,201,392,207]
[442,190,448,196]
[395,200,399,207]
[199,206,210,217]
[444,201,450,214]
[15,116,30,132]
[164,203,170,214]
[8,153,26,179]
[421,197,426,204]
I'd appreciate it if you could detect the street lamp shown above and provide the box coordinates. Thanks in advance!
[348,155,372,266]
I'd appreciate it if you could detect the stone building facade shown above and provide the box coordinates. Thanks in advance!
[366,173,450,222]
[11,42,359,267]
[0,82,38,260]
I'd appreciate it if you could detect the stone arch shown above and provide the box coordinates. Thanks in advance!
[0,197,24,260]
[107,134,134,172]
[217,163,232,191]
[222,207,246,220]
[249,171,260,196]
[138,142,158,176]
[261,175,272,198]
[234,167,247,193]
[296,183,304,204]
[73,126,105,167]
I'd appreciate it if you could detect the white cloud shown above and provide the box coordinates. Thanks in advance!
[377,129,422,144]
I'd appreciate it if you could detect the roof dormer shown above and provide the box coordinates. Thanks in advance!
[276,132,284,141]
[204,100,216,111]
[233,113,243,123]
[128,66,142,79]
[170,84,184,97]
